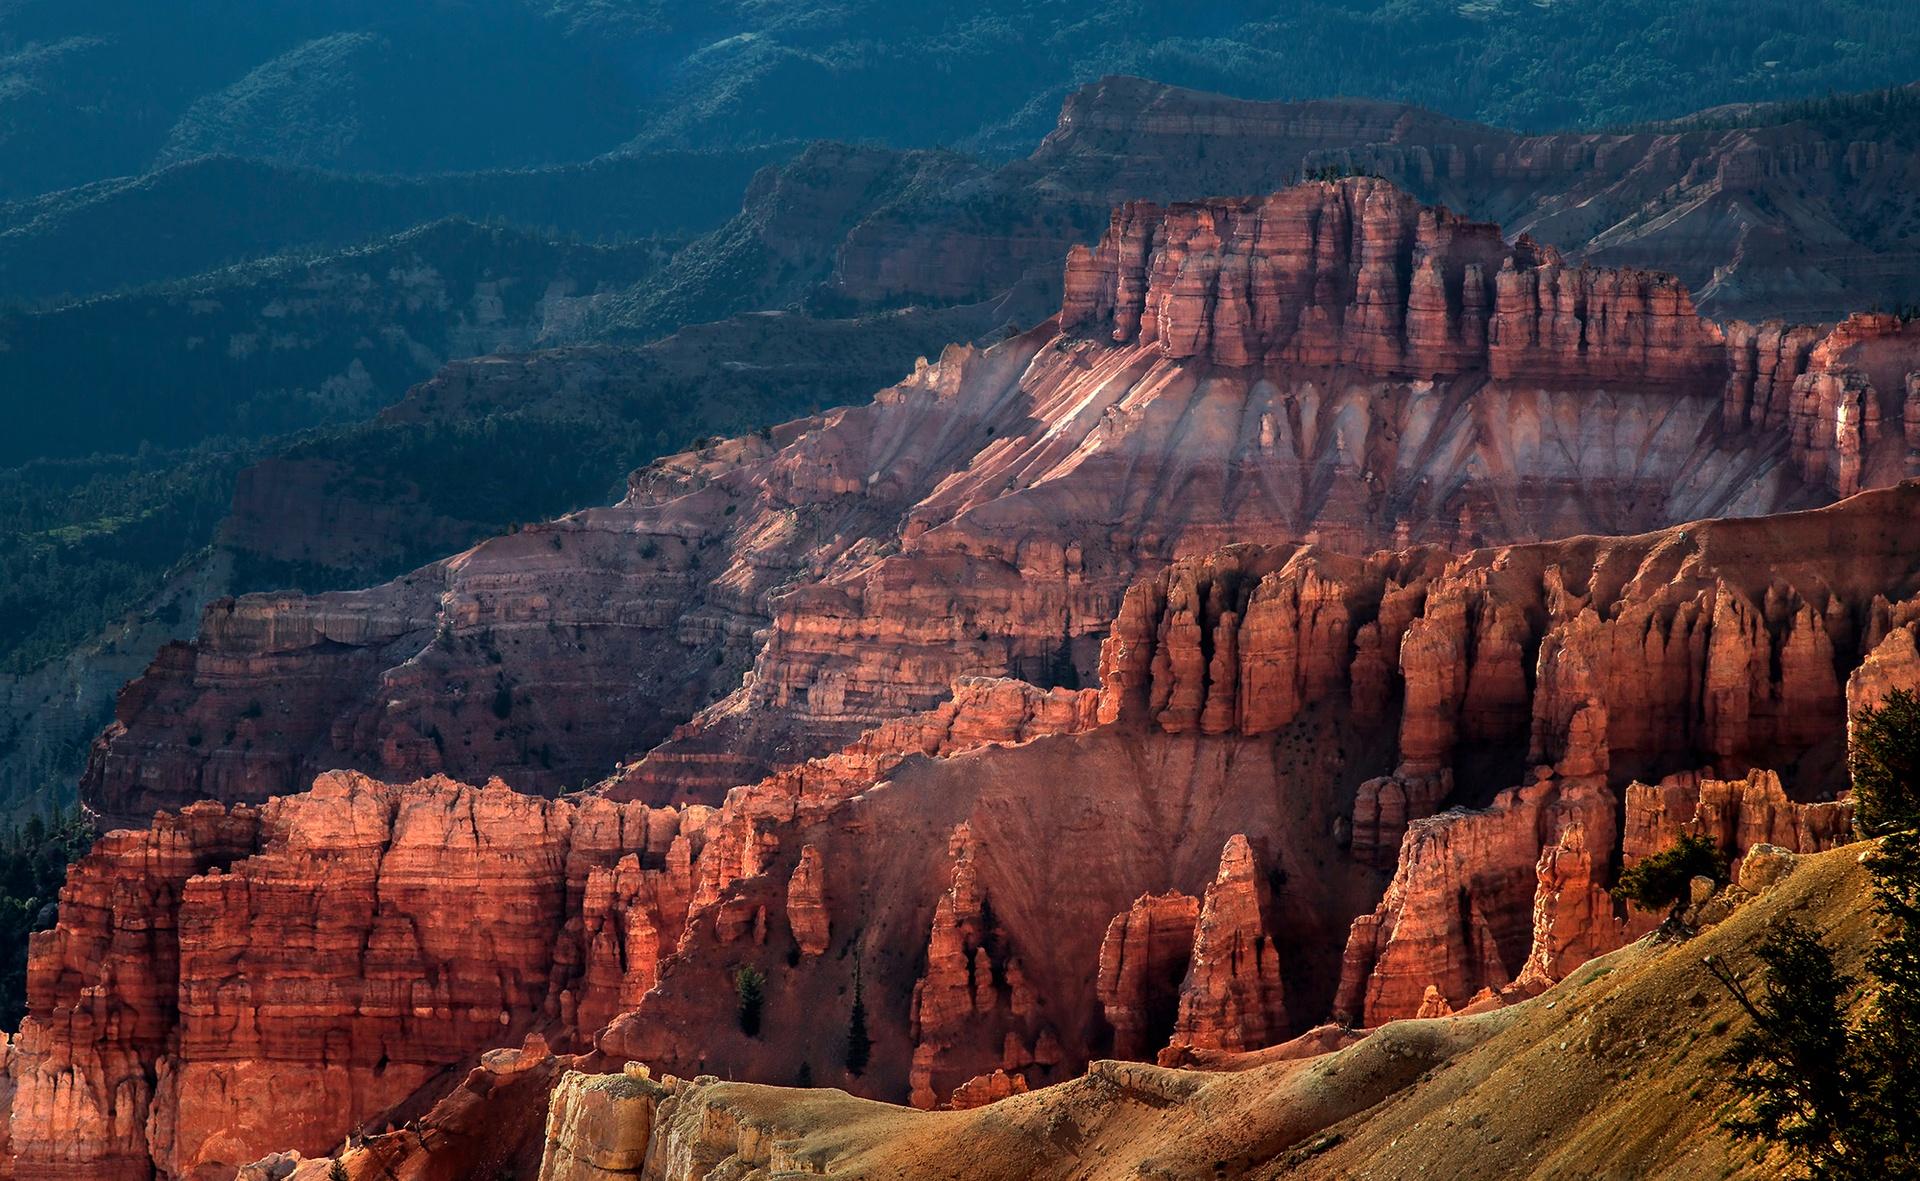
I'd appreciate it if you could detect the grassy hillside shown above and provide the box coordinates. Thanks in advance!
[553,842,1880,1180]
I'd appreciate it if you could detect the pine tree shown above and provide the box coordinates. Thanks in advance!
[733,965,766,1037]
[1710,920,1866,1177]
[1708,690,1920,1178]
[845,961,872,1077]
[1616,832,1727,923]
[1850,690,1920,1175]
[1851,690,1920,836]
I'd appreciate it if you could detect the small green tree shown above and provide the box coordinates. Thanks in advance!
[1616,832,1728,922]
[330,1161,350,1181]
[1850,689,1920,1174]
[1706,690,1920,1178]
[1851,689,1920,837]
[845,961,872,1077]
[733,965,766,1037]
[1709,920,1867,1178]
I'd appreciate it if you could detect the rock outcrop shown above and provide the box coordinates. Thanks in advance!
[1095,892,1199,1062]
[905,823,1050,1109]
[859,75,1920,326]
[784,845,831,958]
[1622,769,1856,878]
[1061,180,1719,387]
[536,1067,663,1181]
[947,1069,1029,1111]
[511,844,1896,1181]
[84,176,1920,830]
[1160,835,1288,1063]
[9,774,704,1180]
[21,482,1920,1175]
[25,158,1920,1179]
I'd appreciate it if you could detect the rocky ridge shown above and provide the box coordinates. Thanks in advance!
[15,73,1920,817]
[743,76,1920,327]
[1047,77,1920,323]
[519,839,1891,1181]
[21,481,1920,1177]
[80,178,1920,830]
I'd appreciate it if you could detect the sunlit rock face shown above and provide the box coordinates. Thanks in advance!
[22,478,1920,1174]
[84,178,1920,833]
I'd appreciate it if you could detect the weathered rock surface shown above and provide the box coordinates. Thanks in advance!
[1061,180,1718,386]
[9,774,703,1180]
[1096,892,1199,1062]
[85,176,1920,829]
[27,159,1920,1180]
[514,844,1893,1181]
[947,1069,1029,1111]
[1101,483,1920,1025]
[30,67,1909,823]
[22,482,1920,1175]
[1622,768,1855,880]
[13,677,1101,1178]
[1160,835,1288,1063]
[845,76,1920,325]
[784,845,831,959]
[536,1068,664,1181]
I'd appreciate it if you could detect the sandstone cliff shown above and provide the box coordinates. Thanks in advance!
[10,773,705,1180]
[28,174,1920,1180]
[19,483,1920,1176]
[83,179,1920,829]
[843,76,1920,325]
[518,842,1885,1181]
[579,485,1918,1111]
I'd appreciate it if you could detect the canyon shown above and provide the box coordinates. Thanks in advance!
[13,74,1920,821]
[17,476,1920,1173]
[0,0,1916,1170]
[81,177,1920,826]
[523,838,1890,1181]
[12,169,1920,1179]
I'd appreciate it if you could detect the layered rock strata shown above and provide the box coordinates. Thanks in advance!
[84,180,1920,828]
[37,481,1920,1173]
[1095,892,1199,1062]
[28,479,1920,1175]
[12,679,1096,1179]
[1159,835,1288,1063]
[843,75,1920,325]
[10,774,705,1181]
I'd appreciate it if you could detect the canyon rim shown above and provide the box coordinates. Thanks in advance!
[3,9,1920,1180]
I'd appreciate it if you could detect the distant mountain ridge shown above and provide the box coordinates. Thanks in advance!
[3,0,1916,201]
[0,148,790,304]
[6,75,1920,823]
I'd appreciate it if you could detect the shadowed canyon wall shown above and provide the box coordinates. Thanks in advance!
[20,481,1920,1177]
[79,179,1920,830]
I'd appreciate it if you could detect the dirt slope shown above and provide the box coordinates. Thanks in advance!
[594,841,1875,1180]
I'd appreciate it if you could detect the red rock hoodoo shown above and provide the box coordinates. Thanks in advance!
[81,179,1920,832]
[20,173,1920,1180]
[20,481,1920,1176]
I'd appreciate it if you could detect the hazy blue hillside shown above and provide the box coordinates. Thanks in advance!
[0,0,640,199]
[0,147,791,303]
[0,219,667,466]
[4,0,1917,201]
[0,305,986,818]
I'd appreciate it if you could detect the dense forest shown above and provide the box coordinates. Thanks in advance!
[0,806,93,1027]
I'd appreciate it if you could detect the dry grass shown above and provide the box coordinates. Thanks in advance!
[640,842,1881,1180]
